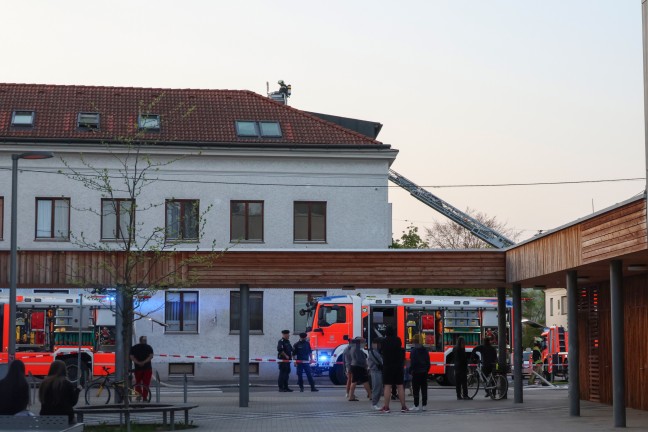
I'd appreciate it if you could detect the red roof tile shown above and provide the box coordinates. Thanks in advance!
[0,83,386,147]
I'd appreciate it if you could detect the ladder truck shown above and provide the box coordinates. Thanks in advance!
[388,169,515,248]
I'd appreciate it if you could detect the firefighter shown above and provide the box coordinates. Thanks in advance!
[277,329,294,392]
[528,342,543,385]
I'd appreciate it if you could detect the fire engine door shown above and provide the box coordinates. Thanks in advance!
[369,307,397,340]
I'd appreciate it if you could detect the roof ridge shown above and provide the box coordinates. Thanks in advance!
[0,82,249,94]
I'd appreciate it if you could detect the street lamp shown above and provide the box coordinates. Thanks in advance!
[8,151,54,360]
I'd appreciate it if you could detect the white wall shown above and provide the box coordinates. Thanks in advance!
[545,288,568,329]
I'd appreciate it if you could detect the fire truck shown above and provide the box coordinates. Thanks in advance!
[540,325,568,381]
[0,291,116,382]
[303,294,511,385]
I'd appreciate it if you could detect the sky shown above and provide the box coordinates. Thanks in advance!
[1,1,645,242]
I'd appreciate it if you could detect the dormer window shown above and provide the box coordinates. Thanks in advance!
[78,112,100,129]
[235,121,282,138]
[138,114,161,131]
[12,110,35,127]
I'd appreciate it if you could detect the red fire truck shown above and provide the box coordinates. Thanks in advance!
[0,292,116,381]
[540,325,568,381]
[303,294,511,385]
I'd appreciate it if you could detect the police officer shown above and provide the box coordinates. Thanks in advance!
[277,329,294,392]
[293,332,319,392]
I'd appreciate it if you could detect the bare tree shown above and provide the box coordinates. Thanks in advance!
[424,207,520,249]
[58,95,223,410]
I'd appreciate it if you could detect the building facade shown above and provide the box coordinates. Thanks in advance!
[0,83,396,380]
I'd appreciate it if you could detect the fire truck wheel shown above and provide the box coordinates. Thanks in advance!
[64,358,89,387]
[329,358,345,385]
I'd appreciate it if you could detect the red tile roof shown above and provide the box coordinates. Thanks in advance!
[0,83,386,147]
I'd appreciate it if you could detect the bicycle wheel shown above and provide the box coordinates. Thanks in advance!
[466,371,480,399]
[490,374,508,400]
[129,384,152,403]
[85,382,111,405]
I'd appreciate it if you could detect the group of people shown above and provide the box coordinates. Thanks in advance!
[0,336,154,424]
[277,328,500,411]
[453,336,498,400]
[0,359,81,423]
[277,330,319,392]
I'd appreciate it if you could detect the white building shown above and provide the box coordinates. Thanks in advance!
[544,288,568,329]
[0,83,396,380]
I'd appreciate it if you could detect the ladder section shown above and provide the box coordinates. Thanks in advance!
[388,169,515,248]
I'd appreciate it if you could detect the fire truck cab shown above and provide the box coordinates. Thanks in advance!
[304,294,511,385]
[0,292,116,382]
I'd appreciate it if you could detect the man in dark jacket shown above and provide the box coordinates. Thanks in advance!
[472,337,498,396]
[409,334,430,410]
[277,330,294,392]
[293,332,319,392]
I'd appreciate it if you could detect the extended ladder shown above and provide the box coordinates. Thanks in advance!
[388,169,515,249]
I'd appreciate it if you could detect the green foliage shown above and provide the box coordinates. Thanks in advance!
[390,224,428,249]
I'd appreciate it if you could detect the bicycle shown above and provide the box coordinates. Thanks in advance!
[85,366,152,405]
[466,363,508,400]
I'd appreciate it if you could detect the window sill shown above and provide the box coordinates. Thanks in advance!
[34,238,70,242]
[164,331,199,335]
[229,331,264,335]
[230,240,264,244]
[293,241,327,244]
[165,239,200,244]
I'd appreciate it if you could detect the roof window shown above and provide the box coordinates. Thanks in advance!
[138,114,161,131]
[259,121,282,137]
[12,110,35,127]
[235,121,282,138]
[78,112,100,129]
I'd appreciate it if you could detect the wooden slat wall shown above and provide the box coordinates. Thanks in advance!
[582,200,647,264]
[578,275,648,411]
[0,250,506,289]
[506,226,581,282]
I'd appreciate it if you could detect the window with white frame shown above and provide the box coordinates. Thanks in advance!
[294,201,326,242]
[165,199,199,241]
[165,291,198,333]
[35,198,70,240]
[549,298,554,316]
[230,291,263,334]
[561,296,567,315]
[101,199,134,240]
[78,112,100,129]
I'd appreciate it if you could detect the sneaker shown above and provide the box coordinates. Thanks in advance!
[285,388,294,392]
[421,406,427,411]
[345,393,349,398]
[410,406,419,411]
[372,405,381,411]
[311,388,319,392]
[401,407,411,413]
[379,407,390,413]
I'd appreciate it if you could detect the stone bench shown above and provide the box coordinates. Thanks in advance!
[0,415,83,431]
[74,403,197,431]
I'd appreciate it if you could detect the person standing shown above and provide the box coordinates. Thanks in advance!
[129,335,154,401]
[293,332,319,392]
[39,360,81,424]
[379,325,409,413]
[472,337,498,397]
[367,338,384,410]
[409,334,430,410]
[277,329,294,392]
[453,336,470,400]
[529,342,543,385]
[347,336,371,402]
[0,360,30,415]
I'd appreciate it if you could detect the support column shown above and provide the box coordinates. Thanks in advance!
[239,284,250,408]
[512,283,523,403]
[497,287,508,373]
[566,270,580,417]
[610,260,625,427]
